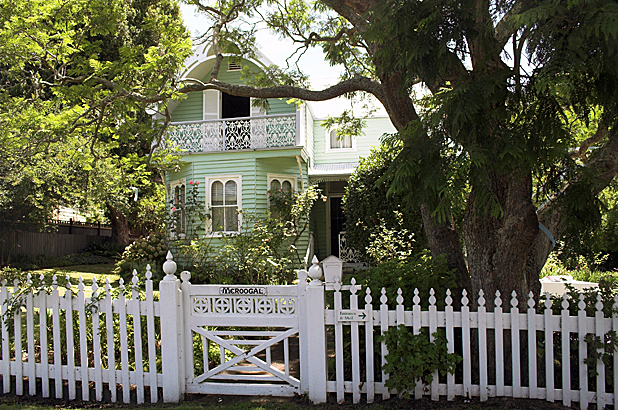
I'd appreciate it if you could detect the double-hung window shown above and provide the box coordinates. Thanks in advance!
[327,129,354,151]
[207,175,242,233]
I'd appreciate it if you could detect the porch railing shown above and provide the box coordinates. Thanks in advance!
[168,113,298,153]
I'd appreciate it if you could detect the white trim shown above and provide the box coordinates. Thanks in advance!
[267,174,298,192]
[267,174,297,208]
[205,174,242,236]
[325,128,356,153]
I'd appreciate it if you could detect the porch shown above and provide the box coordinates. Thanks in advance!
[168,113,299,153]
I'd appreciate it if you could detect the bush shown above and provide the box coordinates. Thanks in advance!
[343,143,427,265]
[114,232,167,283]
[381,326,461,396]
[7,252,112,271]
[82,241,125,258]
[357,250,457,310]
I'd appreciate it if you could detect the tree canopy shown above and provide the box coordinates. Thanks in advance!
[175,0,618,302]
[3,0,618,302]
[0,0,191,247]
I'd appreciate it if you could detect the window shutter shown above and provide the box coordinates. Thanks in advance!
[203,90,220,120]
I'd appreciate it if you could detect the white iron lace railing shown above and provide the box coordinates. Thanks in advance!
[167,113,297,153]
[338,231,364,264]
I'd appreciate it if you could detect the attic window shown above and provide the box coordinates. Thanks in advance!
[228,61,242,71]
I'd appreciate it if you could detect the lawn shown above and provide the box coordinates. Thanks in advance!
[27,264,120,285]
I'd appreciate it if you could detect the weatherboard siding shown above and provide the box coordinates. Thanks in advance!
[166,153,311,263]
[313,116,395,164]
[171,57,295,122]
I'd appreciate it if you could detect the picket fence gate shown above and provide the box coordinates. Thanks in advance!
[1,252,618,409]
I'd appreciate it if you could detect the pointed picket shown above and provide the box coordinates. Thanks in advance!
[365,288,375,403]
[131,271,145,404]
[145,266,158,402]
[544,293,554,403]
[104,279,117,403]
[527,292,537,399]
[577,294,588,409]
[478,290,488,402]
[91,278,103,401]
[379,288,390,400]
[350,279,361,404]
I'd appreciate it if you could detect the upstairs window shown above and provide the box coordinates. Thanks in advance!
[328,129,354,151]
[207,175,242,233]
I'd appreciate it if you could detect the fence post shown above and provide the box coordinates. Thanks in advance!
[159,252,184,403]
[305,257,327,404]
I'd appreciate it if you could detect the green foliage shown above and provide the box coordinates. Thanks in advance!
[343,143,427,264]
[380,326,461,396]
[358,251,457,310]
[7,253,112,271]
[0,0,191,247]
[165,186,321,285]
[115,233,167,282]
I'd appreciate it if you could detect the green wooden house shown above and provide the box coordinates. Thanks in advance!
[164,44,396,266]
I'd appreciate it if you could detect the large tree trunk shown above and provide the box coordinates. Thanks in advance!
[464,171,540,308]
[107,204,131,247]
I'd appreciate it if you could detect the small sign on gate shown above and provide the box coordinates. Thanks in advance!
[218,286,267,296]
[337,309,369,322]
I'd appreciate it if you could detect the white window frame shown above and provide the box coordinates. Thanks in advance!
[267,174,297,193]
[169,179,186,238]
[267,174,297,206]
[325,128,356,152]
[206,174,242,235]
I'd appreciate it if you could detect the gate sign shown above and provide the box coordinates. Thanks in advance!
[337,309,369,322]
[219,286,267,296]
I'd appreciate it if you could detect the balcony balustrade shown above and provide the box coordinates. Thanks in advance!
[168,113,298,153]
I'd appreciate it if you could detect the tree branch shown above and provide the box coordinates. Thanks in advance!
[178,76,388,108]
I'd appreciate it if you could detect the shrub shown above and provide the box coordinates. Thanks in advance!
[343,143,427,264]
[115,232,167,283]
[357,250,457,310]
[381,326,461,396]
[7,252,112,271]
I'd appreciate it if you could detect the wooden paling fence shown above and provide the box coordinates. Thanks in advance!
[0,269,161,403]
[326,279,618,409]
[2,255,618,409]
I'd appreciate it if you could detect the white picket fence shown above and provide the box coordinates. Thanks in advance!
[325,279,618,409]
[1,255,618,409]
[0,269,162,403]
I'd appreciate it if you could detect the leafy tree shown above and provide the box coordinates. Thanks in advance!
[6,0,618,303]
[0,0,191,248]
[173,0,618,304]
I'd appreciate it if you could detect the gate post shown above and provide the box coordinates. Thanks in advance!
[305,257,327,403]
[160,252,184,402]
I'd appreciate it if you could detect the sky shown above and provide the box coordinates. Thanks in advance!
[178,4,387,118]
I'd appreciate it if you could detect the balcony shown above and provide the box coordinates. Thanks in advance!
[168,113,299,153]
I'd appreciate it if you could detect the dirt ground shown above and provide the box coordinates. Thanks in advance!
[0,392,576,410]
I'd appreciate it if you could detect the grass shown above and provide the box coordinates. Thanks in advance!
[27,264,120,285]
